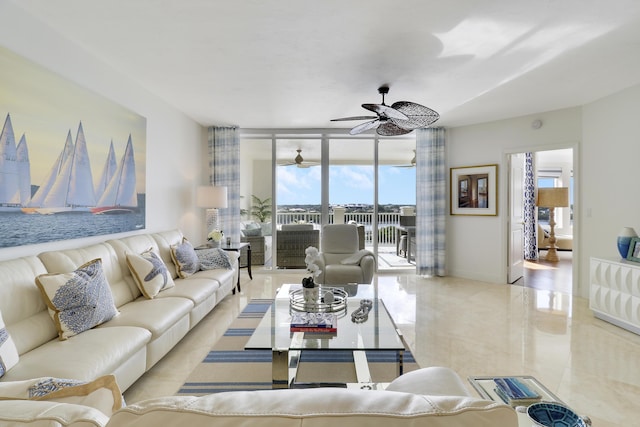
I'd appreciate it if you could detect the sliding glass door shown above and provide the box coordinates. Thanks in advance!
[240,130,416,271]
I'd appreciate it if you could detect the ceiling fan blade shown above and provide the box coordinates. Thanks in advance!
[330,116,378,122]
[376,122,413,136]
[350,119,380,135]
[362,104,409,120]
[390,101,440,129]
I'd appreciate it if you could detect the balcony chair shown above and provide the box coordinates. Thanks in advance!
[276,223,320,268]
[316,224,375,285]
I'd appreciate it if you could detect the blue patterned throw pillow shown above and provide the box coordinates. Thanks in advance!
[170,238,200,278]
[0,310,19,377]
[126,248,175,298]
[35,259,118,340]
[197,248,233,270]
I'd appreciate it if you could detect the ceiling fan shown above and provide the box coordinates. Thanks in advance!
[393,150,416,168]
[331,86,439,136]
[279,149,319,168]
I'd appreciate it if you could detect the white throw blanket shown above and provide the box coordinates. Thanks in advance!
[340,249,375,265]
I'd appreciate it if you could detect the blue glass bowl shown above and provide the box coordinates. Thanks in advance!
[527,402,587,427]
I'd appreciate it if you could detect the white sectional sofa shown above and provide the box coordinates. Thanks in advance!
[0,229,238,392]
[0,367,518,427]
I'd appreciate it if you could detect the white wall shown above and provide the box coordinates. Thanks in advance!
[0,2,207,261]
[446,108,582,285]
[581,84,640,296]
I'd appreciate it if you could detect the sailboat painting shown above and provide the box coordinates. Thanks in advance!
[0,46,146,248]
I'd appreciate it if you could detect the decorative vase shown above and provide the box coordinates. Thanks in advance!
[302,277,319,310]
[617,227,638,258]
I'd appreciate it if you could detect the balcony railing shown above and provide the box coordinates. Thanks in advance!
[276,212,404,246]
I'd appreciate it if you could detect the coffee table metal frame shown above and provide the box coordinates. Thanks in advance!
[245,284,406,389]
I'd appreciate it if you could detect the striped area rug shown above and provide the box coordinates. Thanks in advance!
[177,299,418,395]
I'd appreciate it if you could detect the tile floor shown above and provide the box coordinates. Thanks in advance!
[124,268,640,427]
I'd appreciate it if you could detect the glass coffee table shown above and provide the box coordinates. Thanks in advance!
[245,284,406,389]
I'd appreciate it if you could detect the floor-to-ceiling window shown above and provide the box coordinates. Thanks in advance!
[240,129,416,271]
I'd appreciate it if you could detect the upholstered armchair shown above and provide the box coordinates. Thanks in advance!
[315,224,375,285]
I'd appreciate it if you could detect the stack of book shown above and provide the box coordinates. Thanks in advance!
[290,312,337,333]
[493,377,541,407]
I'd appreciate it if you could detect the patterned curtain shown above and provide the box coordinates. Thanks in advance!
[415,127,446,277]
[523,152,538,260]
[207,126,240,242]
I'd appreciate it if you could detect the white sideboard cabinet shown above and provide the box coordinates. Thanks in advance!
[590,257,640,335]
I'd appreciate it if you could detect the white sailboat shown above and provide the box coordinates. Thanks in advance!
[94,140,117,200]
[23,130,74,213]
[36,122,96,214]
[16,133,31,206]
[0,114,23,212]
[92,134,137,214]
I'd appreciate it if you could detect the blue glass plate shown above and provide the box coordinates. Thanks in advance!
[527,402,587,427]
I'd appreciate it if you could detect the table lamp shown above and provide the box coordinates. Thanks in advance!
[196,185,228,235]
[536,187,569,262]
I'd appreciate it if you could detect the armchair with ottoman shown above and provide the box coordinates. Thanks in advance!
[0,367,518,426]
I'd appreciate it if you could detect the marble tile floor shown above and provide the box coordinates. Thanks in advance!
[124,271,640,427]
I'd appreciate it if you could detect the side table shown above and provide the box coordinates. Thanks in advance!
[468,375,565,427]
[196,241,251,293]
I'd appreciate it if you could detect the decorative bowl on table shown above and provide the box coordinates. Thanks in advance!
[289,286,347,314]
[527,402,590,427]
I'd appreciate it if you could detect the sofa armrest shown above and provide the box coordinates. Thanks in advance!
[0,400,109,427]
[386,367,472,397]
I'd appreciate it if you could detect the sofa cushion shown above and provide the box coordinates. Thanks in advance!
[170,239,200,278]
[126,249,175,298]
[0,326,150,384]
[0,374,123,417]
[241,227,262,237]
[197,248,233,270]
[35,259,119,340]
[0,310,19,378]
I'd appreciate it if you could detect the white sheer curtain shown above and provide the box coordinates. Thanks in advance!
[415,127,446,277]
[207,126,241,242]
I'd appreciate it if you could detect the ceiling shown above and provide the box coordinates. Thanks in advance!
[12,0,640,130]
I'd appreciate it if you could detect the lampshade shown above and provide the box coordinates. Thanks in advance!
[536,187,569,208]
[196,186,228,208]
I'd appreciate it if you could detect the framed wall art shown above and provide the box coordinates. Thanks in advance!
[0,46,146,248]
[627,237,640,262]
[450,164,497,216]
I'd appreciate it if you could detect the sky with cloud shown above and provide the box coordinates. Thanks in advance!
[277,165,416,205]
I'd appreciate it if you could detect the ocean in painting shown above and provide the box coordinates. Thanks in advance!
[0,196,145,248]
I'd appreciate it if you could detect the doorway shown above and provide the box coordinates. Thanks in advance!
[508,148,575,294]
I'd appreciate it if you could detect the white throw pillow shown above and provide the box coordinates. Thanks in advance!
[36,259,119,340]
[126,248,175,298]
[0,310,19,378]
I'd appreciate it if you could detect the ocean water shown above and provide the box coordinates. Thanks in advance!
[0,211,145,248]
